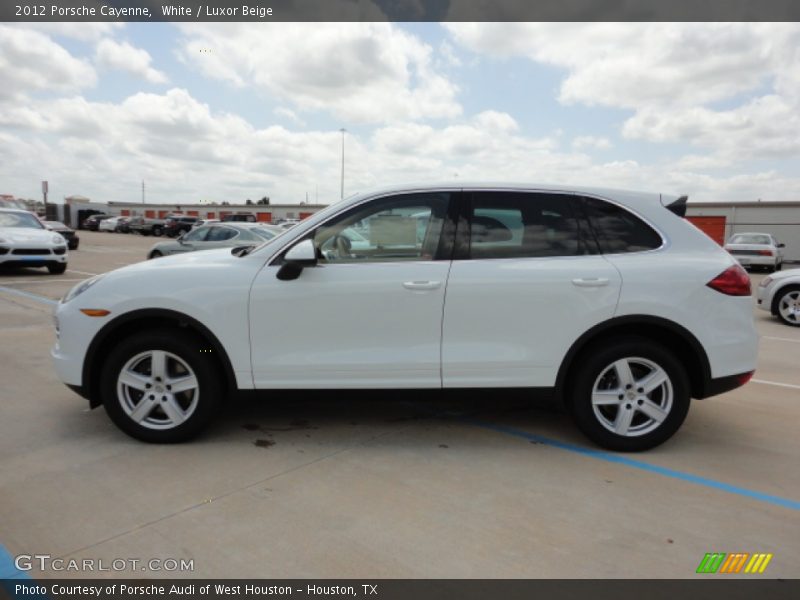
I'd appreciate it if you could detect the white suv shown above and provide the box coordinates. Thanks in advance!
[51,184,758,450]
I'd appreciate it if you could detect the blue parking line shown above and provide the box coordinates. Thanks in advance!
[463,418,800,512]
[0,543,30,579]
[0,286,58,306]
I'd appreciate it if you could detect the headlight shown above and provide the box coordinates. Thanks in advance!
[63,274,105,303]
[52,234,66,245]
[760,276,773,288]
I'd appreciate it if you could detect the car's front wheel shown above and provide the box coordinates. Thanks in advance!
[48,263,67,274]
[775,286,800,327]
[567,337,690,451]
[101,330,223,442]
[152,226,163,237]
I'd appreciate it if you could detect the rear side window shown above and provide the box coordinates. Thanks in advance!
[580,196,662,253]
[466,192,597,259]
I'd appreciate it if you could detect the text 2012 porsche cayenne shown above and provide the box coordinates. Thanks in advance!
[52,183,757,451]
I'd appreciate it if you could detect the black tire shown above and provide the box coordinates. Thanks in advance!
[69,241,79,250]
[100,330,224,443]
[47,263,67,275]
[152,226,163,237]
[776,262,783,271]
[773,285,800,327]
[566,336,691,452]
[148,250,163,259]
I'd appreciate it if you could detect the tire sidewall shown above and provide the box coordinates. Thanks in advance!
[568,337,691,452]
[101,331,223,442]
[776,286,800,327]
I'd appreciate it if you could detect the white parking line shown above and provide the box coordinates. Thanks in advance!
[752,378,800,390]
[762,335,800,344]
[66,269,100,276]
[0,279,85,285]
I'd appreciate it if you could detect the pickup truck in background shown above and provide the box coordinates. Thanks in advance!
[127,216,167,236]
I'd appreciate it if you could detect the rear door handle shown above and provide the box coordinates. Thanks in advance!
[572,277,609,287]
[403,281,442,291]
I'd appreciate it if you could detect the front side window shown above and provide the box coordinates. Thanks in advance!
[466,192,595,259]
[580,196,662,253]
[206,226,238,242]
[182,227,209,242]
[314,193,450,263]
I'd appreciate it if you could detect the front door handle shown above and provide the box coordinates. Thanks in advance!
[403,281,442,291]
[572,277,609,287]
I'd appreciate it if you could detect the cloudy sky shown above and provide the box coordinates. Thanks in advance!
[2,21,800,205]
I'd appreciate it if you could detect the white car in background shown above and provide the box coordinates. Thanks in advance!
[98,216,122,232]
[724,232,784,272]
[0,208,68,274]
[757,269,800,327]
[52,183,757,451]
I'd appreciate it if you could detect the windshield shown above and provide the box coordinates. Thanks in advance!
[730,234,771,245]
[0,211,44,229]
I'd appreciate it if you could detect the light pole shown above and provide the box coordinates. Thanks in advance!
[339,128,346,199]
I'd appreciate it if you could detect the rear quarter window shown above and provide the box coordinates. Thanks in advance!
[580,196,663,254]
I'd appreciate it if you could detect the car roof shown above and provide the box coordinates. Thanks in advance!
[0,208,33,215]
[339,181,670,206]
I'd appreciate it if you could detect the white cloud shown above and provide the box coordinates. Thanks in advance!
[176,22,461,124]
[23,23,123,42]
[446,23,800,161]
[572,135,612,150]
[95,38,168,84]
[273,107,306,127]
[0,25,96,100]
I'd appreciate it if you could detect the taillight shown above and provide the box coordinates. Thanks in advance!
[757,249,773,256]
[707,264,751,296]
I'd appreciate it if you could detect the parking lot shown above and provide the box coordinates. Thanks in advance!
[0,230,798,579]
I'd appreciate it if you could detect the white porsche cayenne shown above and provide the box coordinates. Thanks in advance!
[51,184,758,451]
[0,208,68,274]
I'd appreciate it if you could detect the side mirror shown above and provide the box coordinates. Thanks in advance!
[778,243,785,248]
[277,239,317,280]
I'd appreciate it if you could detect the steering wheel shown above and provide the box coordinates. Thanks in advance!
[333,234,352,259]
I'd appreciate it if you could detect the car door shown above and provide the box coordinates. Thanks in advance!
[248,191,456,388]
[442,190,622,388]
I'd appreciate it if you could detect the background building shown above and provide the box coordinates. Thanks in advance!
[686,201,799,262]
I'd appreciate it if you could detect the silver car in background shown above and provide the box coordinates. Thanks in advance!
[724,232,784,272]
[147,222,283,259]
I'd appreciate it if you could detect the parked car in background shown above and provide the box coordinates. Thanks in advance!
[115,217,133,233]
[277,219,301,230]
[1,208,68,274]
[221,213,256,223]
[147,223,283,259]
[192,219,220,229]
[164,215,198,237]
[82,214,112,231]
[724,232,784,272]
[758,268,800,327]
[128,216,167,237]
[98,216,124,232]
[42,221,80,250]
[53,183,757,450]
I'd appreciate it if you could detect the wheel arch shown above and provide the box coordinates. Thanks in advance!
[82,308,236,408]
[555,315,713,401]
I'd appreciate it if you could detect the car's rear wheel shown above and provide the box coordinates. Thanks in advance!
[775,286,800,327]
[152,226,163,237]
[567,337,690,451]
[101,330,223,442]
[149,250,163,259]
[47,263,67,274]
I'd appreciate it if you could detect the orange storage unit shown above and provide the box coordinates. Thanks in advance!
[299,212,314,220]
[219,211,231,219]
[120,209,130,216]
[158,210,169,219]
[206,212,215,219]
[257,212,272,222]
[144,210,155,219]
[686,216,726,245]
[187,211,199,217]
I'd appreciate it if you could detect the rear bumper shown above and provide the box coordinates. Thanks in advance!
[697,371,755,399]
[734,256,778,267]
